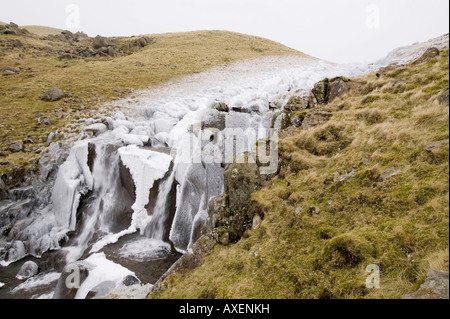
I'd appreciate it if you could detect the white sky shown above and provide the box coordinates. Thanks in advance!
[1,0,449,63]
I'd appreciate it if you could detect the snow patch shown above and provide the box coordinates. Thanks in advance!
[75,252,134,299]
[11,271,60,294]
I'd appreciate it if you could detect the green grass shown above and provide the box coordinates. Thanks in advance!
[150,48,449,299]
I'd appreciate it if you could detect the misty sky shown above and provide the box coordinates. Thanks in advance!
[1,0,449,63]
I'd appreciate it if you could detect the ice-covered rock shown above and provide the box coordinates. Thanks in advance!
[85,123,108,136]
[74,253,135,299]
[118,145,172,233]
[16,261,39,280]
[120,134,149,146]
[52,141,92,231]
[1,240,26,266]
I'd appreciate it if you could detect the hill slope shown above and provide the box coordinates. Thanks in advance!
[22,25,63,36]
[150,47,449,299]
[0,29,303,182]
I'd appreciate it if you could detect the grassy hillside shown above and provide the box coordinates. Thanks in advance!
[0,30,302,178]
[22,25,63,36]
[150,48,449,299]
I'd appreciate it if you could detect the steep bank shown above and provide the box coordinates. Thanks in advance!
[150,46,449,299]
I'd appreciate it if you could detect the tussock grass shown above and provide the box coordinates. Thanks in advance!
[0,30,302,176]
[151,48,449,299]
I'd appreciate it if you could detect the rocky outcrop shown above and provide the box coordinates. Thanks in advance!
[310,77,351,106]
[93,35,112,49]
[414,47,440,64]
[0,22,30,36]
[284,96,309,111]
[43,30,89,43]
[281,77,351,131]
[403,270,449,299]
[201,153,264,246]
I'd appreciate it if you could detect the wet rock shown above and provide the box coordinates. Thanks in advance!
[403,270,449,299]
[9,141,23,153]
[16,261,39,280]
[8,186,35,200]
[53,261,93,299]
[6,219,29,241]
[42,87,64,102]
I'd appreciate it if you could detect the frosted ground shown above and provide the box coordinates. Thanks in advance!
[1,33,448,299]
